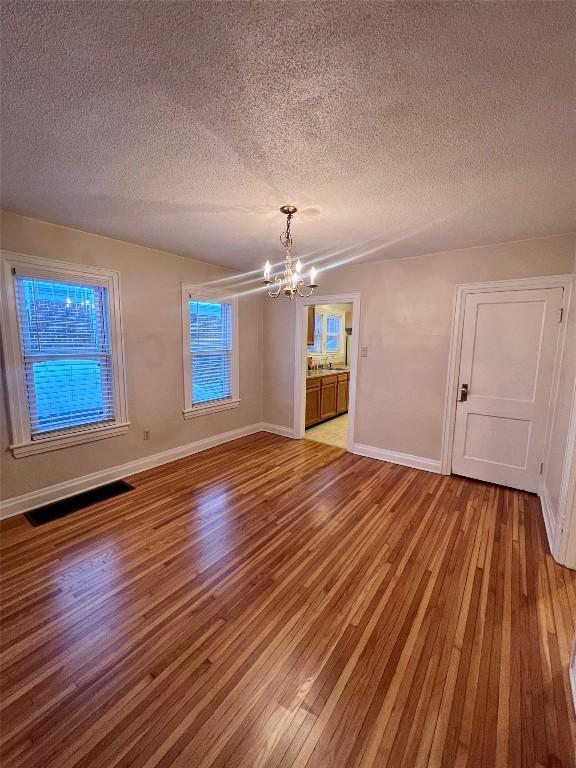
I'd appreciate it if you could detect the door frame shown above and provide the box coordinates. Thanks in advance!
[293,292,361,452]
[556,376,576,567]
[440,274,573,477]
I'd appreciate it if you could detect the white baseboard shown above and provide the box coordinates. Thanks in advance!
[0,423,266,520]
[259,422,296,439]
[352,443,441,474]
[538,481,558,557]
[571,657,576,717]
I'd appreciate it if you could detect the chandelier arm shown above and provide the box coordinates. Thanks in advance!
[267,276,283,298]
[296,284,315,299]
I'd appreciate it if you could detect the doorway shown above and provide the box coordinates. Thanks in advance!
[441,276,571,492]
[293,293,360,452]
[304,302,352,448]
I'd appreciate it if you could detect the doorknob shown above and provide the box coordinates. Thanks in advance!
[458,383,469,402]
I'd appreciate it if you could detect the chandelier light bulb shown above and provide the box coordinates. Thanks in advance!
[264,260,271,280]
[296,259,302,273]
[310,267,317,285]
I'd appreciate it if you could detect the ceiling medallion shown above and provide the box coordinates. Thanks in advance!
[262,205,318,299]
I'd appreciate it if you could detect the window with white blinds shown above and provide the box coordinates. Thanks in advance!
[14,277,115,436]
[189,299,232,404]
[1,254,128,457]
[182,287,239,417]
[325,314,343,353]
[307,310,345,356]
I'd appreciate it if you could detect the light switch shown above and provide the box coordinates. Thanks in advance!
[360,346,368,358]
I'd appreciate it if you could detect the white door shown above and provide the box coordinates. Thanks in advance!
[452,287,563,492]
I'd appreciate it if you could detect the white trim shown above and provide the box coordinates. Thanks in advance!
[0,250,129,457]
[570,650,576,716]
[294,292,361,453]
[260,422,296,438]
[538,481,558,557]
[10,422,130,457]
[555,374,576,568]
[181,283,240,417]
[183,398,240,419]
[440,274,573,476]
[352,443,442,474]
[0,422,266,519]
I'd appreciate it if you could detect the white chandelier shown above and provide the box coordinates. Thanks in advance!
[262,205,318,299]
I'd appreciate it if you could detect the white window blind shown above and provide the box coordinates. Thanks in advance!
[14,276,115,437]
[325,314,343,352]
[307,311,345,355]
[189,299,232,405]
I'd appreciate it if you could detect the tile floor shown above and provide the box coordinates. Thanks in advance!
[305,413,348,448]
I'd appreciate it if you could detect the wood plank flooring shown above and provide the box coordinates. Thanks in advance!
[1,432,575,767]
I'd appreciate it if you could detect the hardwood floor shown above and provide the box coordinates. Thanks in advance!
[1,432,575,768]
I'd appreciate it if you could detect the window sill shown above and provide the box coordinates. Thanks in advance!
[11,422,130,458]
[183,398,240,419]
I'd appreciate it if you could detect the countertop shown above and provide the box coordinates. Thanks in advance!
[306,367,350,379]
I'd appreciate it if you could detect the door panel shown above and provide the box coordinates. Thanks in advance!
[320,381,337,420]
[463,414,531,467]
[305,382,320,427]
[452,287,562,492]
[337,379,348,413]
[470,301,545,401]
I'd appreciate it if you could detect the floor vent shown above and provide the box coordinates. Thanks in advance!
[24,480,135,527]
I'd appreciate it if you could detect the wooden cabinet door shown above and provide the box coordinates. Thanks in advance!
[307,306,315,347]
[305,383,321,427]
[337,380,348,413]
[320,380,338,420]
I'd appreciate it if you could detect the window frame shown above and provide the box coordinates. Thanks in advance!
[324,312,345,354]
[181,284,240,419]
[307,309,346,357]
[1,251,129,457]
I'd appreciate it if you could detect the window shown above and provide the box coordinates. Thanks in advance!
[307,310,346,356]
[325,314,343,353]
[307,311,323,354]
[1,254,128,457]
[182,286,239,417]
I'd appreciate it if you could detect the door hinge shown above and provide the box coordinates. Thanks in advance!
[559,307,564,323]
[539,461,544,475]
[11,266,16,275]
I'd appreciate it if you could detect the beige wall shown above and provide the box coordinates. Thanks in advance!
[263,234,576,461]
[0,211,263,501]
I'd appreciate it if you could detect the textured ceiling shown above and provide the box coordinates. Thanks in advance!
[1,1,575,271]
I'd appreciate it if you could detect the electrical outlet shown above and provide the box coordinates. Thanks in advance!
[143,430,151,441]
[360,346,368,358]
